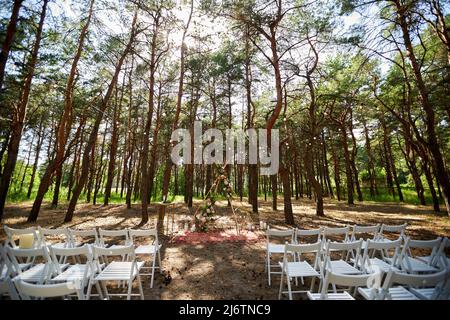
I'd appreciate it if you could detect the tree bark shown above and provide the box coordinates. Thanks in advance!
[0,0,23,90]
[104,68,126,205]
[0,0,48,222]
[27,118,44,198]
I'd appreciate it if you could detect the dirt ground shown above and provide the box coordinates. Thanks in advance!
[1,197,449,300]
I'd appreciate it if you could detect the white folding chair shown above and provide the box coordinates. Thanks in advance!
[350,224,380,242]
[128,229,162,288]
[294,228,322,244]
[322,240,363,276]
[48,245,103,299]
[321,226,350,244]
[7,246,54,284]
[416,237,449,268]
[38,227,72,249]
[360,268,450,300]
[13,278,84,300]
[266,227,295,286]
[98,229,131,248]
[359,238,403,273]
[347,225,380,261]
[378,223,407,241]
[89,245,144,300]
[308,270,373,300]
[278,241,322,300]
[0,244,19,300]
[4,226,41,249]
[68,228,100,247]
[398,237,442,274]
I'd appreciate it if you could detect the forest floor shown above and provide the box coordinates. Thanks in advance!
[1,197,449,300]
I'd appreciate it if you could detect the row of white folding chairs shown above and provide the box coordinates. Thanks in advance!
[4,225,160,249]
[265,223,408,286]
[268,223,408,245]
[307,267,450,300]
[1,242,146,300]
[277,238,397,299]
[2,226,162,290]
[277,236,449,300]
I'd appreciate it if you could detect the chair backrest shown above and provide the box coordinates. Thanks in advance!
[351,224,380,241]
[13,278,84,300]
[378,223,407,240]
[383,268,449,290]
[322,226,350,242]
[283,241,322,269]
[98,229,131,247]
[323,239,363,268]
[38,227,71,247]
[7,246,52,283]
[266,227,294,244]
[435,237,449,267]
[92,244,135,259]
[68,228,99,246]
[295,228,322,244]
[400,237,442,272]
[365,237,403,251]
[361,238,403,272]
[128,229,159,245]
[320,270,373,299]
[0,243,12,279]
[49,245,93,274]
[4,226,40,249]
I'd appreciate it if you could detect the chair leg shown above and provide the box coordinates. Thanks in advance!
[150,253,157,288]
[310,277,316,292]
[287,276,293,300]
[157,249,162,274]
[127,279,133,300]
[267,254,271,286]
[278,269,284,300]
[100,281,109,300]
[137,274,144,300]
[94,281,104,300]
[86,280,93,300]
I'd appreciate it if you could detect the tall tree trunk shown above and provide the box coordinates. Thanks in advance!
[394,0,450,214]
[322,131,333,198]
[27,118,44,198]
[304,40,324,216]
[93,125,108,205]
[29,0,95,220]
[0,130,10,179]
[148,82,164,201]
[19,134,35,192]
[362,118,377,196]
[104,69,126,205]
[0,0,48,222]
[340,124,354,205]
[422,155,440,212]
[67,131,82,201]
[349,115,363,201]
[0,0,23,90]
[243,25,258,213]
[140,13,161,224]
[64,11,139,222]
[161,0,193,202]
